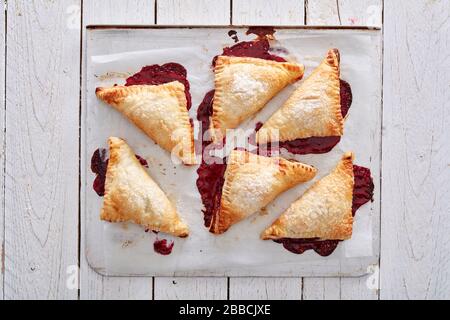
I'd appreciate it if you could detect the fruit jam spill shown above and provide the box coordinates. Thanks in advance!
[276,165,374,257]
[125,62,192,110]
[90,148,148,197]
[197,37,287,230]
[153,238,175,255]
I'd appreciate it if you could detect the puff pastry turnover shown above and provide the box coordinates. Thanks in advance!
[101,137,189,238]
[210,149,317,234]
[257,49,344,145]
[261,152,355,241]
[96,82,196,165]
[211,56,304,140]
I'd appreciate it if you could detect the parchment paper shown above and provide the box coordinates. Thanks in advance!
[83,27,381,276]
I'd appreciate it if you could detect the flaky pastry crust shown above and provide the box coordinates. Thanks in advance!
[101,137,189,237]
[209,149,317,234]
[96,82,196,165]
[261,152,355,241]
[211,56,304,140]
[257,49,343,144]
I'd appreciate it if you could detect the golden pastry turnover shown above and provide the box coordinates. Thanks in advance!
[211,56,304,140]
[261,152,374,257]
[96,82,196,165]
[100,137,189,238]
[197,149,317,234]
[256,49,353,155]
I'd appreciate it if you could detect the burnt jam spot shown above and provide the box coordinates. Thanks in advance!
[212,39,286,66]
[135,154,149,168]
[91,149,148,197]
[246,26,276,39]
[153,238,174,255]
[276,165,374,256]
[228,30,239,43]
[91,148,108,197]
[125,63,192,110]
[257,80,353,155]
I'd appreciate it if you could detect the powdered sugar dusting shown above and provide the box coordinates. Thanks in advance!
[231,71,267,101]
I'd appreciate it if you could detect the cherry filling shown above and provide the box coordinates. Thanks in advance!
[90,148,149,197]
[276,165,374,257]
[153,238,174,255]
[91,148,109,197]
[258,79,353,155]
[196,36,289,230]
[196,162,227,228]
[125,62,192,110]
[212,39,286,66]
[246,26,277,39]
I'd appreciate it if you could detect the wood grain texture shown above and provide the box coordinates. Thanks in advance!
[154,278,227,300]
[79,0,155,300]
[229,278,301,300]
[0,0,5,301]
[83,0,154,25]
[157,0,231,25]
[381,0,450,300]
[152,0,229,301]
[232,0,304,25]
[4,0,80,299]
[306,0,382,27]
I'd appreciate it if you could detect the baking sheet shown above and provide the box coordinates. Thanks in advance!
[82,27,382,277]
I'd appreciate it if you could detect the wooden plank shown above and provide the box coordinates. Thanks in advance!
[303,278,341,300]
[228,0,305,301]
[232,0,305,25]
[83,0,154,25]
[4,0,80,299]
[381,0,450,300]
[302,0,382,300]
[306,0,382,27]
[80,0,155,300]
[153,0,228,301]
[0,0,5,301]
[154,278,227,300]
[157,0,230,25]
[229,278,301,300]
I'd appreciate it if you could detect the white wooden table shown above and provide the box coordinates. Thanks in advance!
[1,0,449,300]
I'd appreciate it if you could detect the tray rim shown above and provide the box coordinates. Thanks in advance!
[82,25,382,278]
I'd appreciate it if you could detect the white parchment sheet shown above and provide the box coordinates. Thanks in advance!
[83,28,382,276]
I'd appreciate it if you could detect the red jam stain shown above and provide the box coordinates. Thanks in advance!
[246,26,276,39]
[91,148,109,197]
[125,63,192,110]
[91,149,148,197]
[197,89,216,151]
[212,39,286,66]
[352,165,374,215]
[340,79,353,118]
[257,80,353,155]
[153,238,174,255]
[277,165,374,257]
[196,162,227,228]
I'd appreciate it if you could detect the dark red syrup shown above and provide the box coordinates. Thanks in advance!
[153,239,174,255]
[125,63,192,110]
[91,148,148,197]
